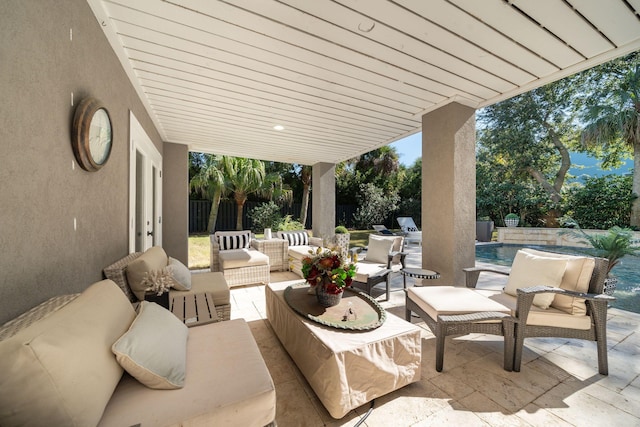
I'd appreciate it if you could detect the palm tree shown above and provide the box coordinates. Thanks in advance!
[222,157,268,230]
[189,154,227,233]
[581,58,640,227]
[299,165,312,228]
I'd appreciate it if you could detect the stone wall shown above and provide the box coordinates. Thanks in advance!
[497,227,640,247]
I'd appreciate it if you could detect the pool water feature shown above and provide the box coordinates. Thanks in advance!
[475,244,640,314]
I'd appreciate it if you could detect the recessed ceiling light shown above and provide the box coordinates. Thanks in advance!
[273,125,285,131]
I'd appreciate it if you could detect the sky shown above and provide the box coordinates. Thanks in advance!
[390,132,633,180]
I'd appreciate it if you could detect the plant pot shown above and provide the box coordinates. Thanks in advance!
[476,220,494,242]
[603,276,618,296]
[333,233,350,261]
[505,218,519,227]
[316,285,343,307]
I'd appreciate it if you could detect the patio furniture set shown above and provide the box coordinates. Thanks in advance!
[0,227,616,424]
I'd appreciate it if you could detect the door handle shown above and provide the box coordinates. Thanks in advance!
[147,231,154,236]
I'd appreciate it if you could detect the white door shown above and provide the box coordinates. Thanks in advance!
[129,112,162,253]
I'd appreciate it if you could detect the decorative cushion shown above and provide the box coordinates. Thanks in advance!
[365,235,395,264]
[126,246,170,301]
[281,231,309,246]
[217,231,252,250]
[521,248,595,315]
[112,301,188,390]
[504,250,568,309]
[0,280,136,427]
[219,248,270,270]
[168,257,192,291]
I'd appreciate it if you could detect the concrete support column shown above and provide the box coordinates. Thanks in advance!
[162,142,189,265]
[422,102,476,286]
[312,162,336,243]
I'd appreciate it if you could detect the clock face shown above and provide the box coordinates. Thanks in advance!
[71,97,113,172]
[88,108,112,165]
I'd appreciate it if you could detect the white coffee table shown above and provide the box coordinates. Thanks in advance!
[265,282,422,419]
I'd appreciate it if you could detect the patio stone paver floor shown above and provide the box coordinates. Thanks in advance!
[226,246,640,426]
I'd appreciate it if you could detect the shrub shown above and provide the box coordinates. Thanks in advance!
[247,201,282,232]
[352,183,400,229]
[505,213,519,220]
[335,225,348,234]
[275,215,305,231]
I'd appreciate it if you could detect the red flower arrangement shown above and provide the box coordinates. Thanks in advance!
[301,248,356,294]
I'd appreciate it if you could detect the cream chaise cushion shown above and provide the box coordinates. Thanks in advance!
[504,250,568,309]
[112,301,188,390]
[0,280,136,427]
[408,286,510,321]
[126,246,169,300]
[521,248,595,315]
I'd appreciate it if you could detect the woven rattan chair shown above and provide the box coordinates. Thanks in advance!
[464,250,614,375]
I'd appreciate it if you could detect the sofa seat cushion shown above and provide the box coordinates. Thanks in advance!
[408,286,510,322]
[98,319,276,427]
[126,246,170,301]
[179,271,231,306]
[477,290,592,330]
[521,248,595,315]
[218,248,269,270]
[0,280,136,427]
[287,245,318,261]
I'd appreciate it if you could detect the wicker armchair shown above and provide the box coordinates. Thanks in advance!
[463,248,614,375]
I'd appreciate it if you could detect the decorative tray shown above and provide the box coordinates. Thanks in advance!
[284,284,386,331]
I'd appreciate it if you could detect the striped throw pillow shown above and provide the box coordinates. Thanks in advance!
[218,232,251,250]
[283,231,309,246]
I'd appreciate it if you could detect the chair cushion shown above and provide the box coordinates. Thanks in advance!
[0,280,136,427]
[112,301,188,390]
[521,248,595,315]
[504,250,568,309]
[183,271,231,306]
[287,245,318,260]
[481,290,592,330]
[354,261,388,283]
[168,257,192,291]
[217,231,252,250]
[219,248,269,269]
[366,235,395,264]
[408,286,510,321]
[279,230,309,246]
[126,246,169,301]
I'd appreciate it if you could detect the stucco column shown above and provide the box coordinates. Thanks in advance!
[422,102,476,286]
[312,162,336,243]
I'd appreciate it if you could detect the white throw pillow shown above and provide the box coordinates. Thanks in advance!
[365,235,395,264]
[504,250,568,309]
[168,257,192,291]
[112,301,188,389]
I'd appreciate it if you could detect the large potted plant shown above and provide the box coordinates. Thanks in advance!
[561,217,640,295]
[333,225,350,261]
[476,216,494,242]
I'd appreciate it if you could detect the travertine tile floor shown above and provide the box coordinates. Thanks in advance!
[226,247,640,426]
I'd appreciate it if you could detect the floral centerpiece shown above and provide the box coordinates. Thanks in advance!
[301,247,356,306]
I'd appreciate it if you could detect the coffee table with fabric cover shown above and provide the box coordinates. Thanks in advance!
[266,281,421,419]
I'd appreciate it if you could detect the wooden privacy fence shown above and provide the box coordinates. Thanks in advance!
[189,200,358,234]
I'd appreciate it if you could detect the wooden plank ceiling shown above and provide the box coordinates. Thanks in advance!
[88,0,640,165]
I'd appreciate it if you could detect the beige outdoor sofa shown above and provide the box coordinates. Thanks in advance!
[406,248,613,374]
[0,279,276,426]
[210,230,271,287]
[104,246,231,320]
[277,230,325,277]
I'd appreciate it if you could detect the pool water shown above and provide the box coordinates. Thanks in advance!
[475,244,640,314]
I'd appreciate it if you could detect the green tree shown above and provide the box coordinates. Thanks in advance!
[223,157,275,230]
[352,183,400,229]
[189,154,228,233]
[478,76,583,226]
[299,165,312,227]
[580,52,640,227]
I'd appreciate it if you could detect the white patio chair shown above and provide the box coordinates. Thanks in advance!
[396,217,422,246]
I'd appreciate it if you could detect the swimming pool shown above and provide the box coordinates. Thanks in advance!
[475,244,640,314]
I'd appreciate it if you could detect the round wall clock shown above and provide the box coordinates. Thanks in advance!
[71,97,113,172]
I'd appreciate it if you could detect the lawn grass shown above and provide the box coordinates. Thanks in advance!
[188,229,387,269]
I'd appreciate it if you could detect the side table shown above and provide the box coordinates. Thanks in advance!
[170,292,219,327]
[252,238,288,271]
[400,267,441,288]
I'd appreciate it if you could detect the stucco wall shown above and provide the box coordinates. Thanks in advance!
[0,0,170,323]
[162,143,189,264]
